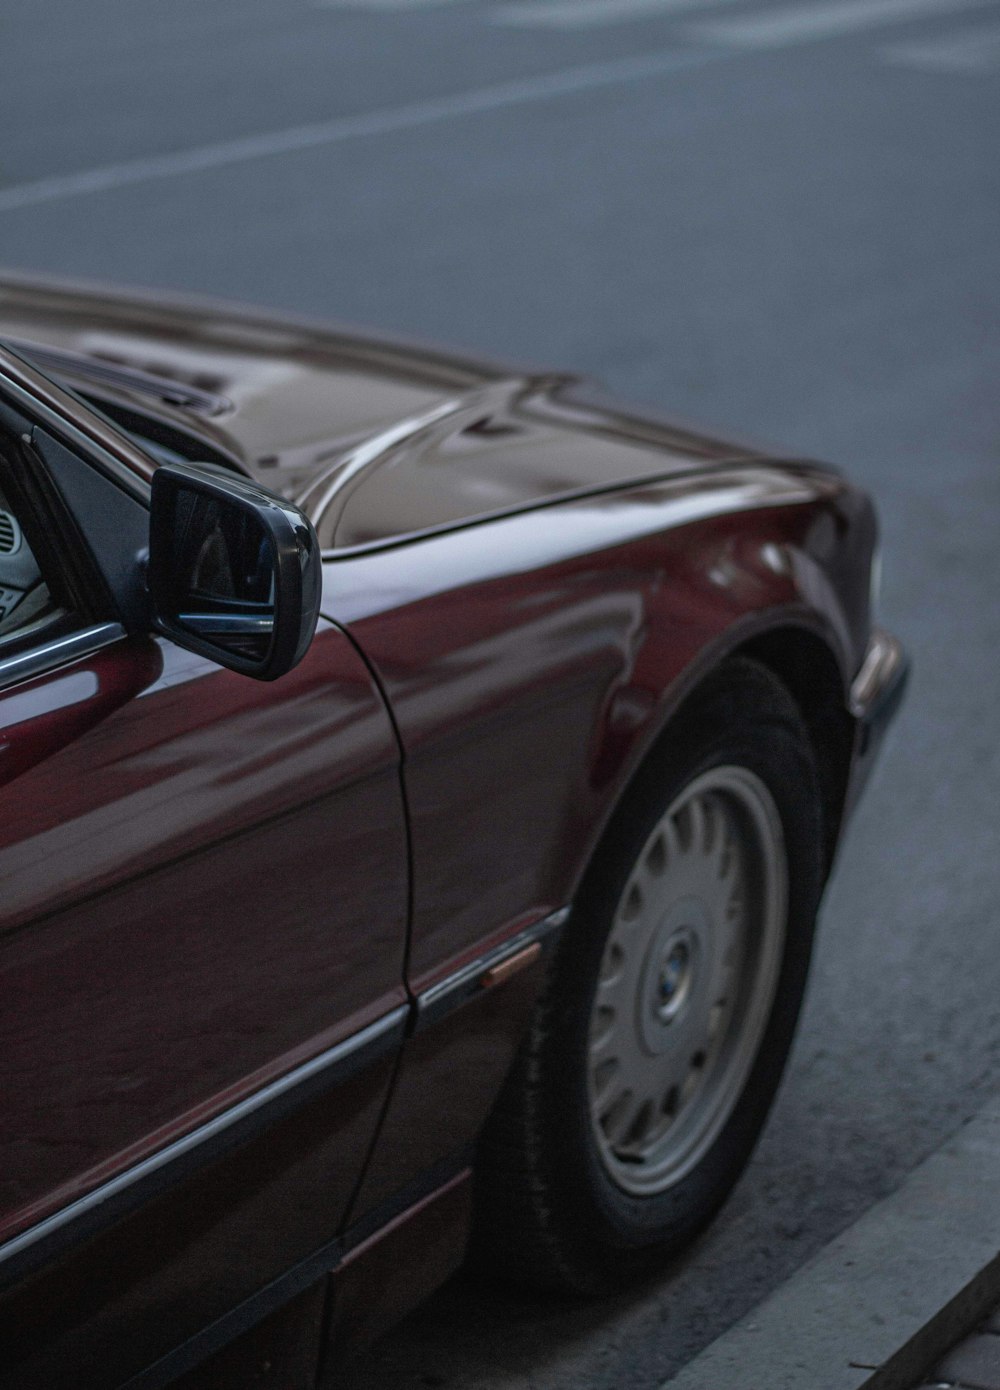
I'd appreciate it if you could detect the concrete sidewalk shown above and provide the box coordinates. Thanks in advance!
[663,1096,1000,1390]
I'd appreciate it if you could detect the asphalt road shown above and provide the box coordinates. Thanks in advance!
[3,1,999,1386]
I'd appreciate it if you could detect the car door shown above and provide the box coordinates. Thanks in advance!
[0,352,410,1388]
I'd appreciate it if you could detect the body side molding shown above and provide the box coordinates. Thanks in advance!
[0,1006,408,1289]
[414,906,569,1032]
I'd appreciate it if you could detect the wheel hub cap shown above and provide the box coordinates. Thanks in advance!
[586,766,788,1195]
[639,906,706,1049]
[662,944,687,990]
[657,941,690,1012]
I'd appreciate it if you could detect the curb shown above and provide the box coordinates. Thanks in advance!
[663,1095,1000,1390]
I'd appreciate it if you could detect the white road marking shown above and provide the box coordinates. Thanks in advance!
[494,0,740,31]
[6,0,994,217]
[0,47,721,215]
[686,0,1000,48]
[884,17,1000,66]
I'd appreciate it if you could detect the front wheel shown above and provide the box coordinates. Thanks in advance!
[474,658,825,1294]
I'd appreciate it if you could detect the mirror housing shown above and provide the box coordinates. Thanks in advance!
[148,463,322,681]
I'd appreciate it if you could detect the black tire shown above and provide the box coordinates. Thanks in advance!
[473,657,824,1295]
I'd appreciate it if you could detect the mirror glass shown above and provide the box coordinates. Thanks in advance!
[164,487,276,662]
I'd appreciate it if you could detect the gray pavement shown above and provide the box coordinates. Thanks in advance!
[3,1,999,1386]
[662,1095,1000,1390]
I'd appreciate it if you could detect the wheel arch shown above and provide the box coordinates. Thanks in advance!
[475,630,833,1292]
[579,620,855,903]
[732,625,855,873]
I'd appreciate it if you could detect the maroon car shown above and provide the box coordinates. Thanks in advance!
[0,272,906,1389]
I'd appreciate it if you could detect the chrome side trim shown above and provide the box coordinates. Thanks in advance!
[118,1149,474,1390]
[849,626,907,719]
[415,906,569,1032]
[0,620,126,689]
[0,1005,408,1281]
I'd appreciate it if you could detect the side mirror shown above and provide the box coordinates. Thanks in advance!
[148,463,322,681]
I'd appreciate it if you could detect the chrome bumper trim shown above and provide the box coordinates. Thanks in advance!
[849,626,907,721]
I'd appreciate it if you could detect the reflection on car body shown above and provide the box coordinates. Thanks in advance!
[0,271,906,1389]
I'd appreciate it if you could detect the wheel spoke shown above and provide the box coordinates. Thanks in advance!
[591,1057,620,1104]
[661,813,681,867]
[688,795,707,856]
[715,870,748,981]
[596,927,645,1020]
[655,1040,695,1106]
[619,879,644,924]
[598,939,626,987]
[599,1087,639,1146]
[624,1099,657,1150]
[678,1057,702,1109]
[589,1004,617,1055]
[644,829,667,879]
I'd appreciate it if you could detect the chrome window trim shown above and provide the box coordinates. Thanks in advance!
[0,1005,408,1280]
[0,620,127,689]
[0,366,152,503]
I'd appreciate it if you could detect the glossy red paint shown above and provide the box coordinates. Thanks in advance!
[0,635,161,788]
[0,1058,395,1389]
[0,623,407,1244]
[350,957,548,1220]
[0,279,902,1389]
[317,467,875,1210]
[322,465,872,988]
[329,1168,472,1357]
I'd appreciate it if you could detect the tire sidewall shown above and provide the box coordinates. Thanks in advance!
[538,664,824,1285]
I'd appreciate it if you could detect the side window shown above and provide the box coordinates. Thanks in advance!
[0,352,157,657]
[0,478,59,643]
